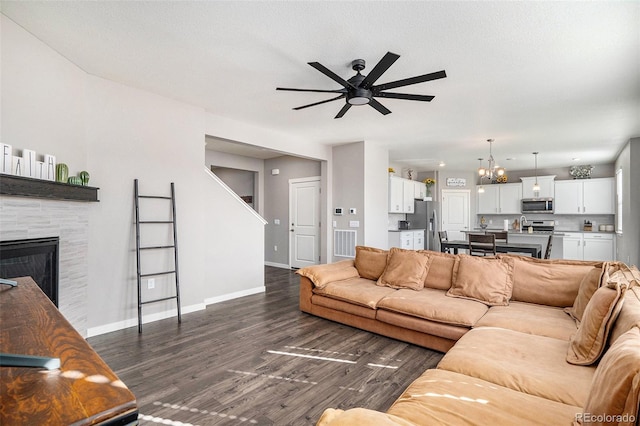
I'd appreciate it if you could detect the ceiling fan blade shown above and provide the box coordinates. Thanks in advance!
[368,98,392,115]
[293,94,345,110]
[277,87,346,94]
[334,103,352,119]
[308,62,357,89]
[360,52,400,89]
[373,70,447,92]
[374,92,435,102]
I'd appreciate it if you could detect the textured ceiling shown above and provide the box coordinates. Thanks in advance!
[2,1,639,172]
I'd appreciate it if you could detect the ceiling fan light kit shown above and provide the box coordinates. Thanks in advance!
[277,52,446,118]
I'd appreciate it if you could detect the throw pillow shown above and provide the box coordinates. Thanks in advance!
[565,266,606,323]
[417,250,458,290]
[566,280,628,365]
[354,246,388,280]
[446,255,514,306]
[377,247,432,291]
[577,327,640,425]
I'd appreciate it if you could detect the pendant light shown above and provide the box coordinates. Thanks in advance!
[477,158,485,193]
[532,152,540,193]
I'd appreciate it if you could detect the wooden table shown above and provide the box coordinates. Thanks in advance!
[441,240,543,258]
[1,277,138,425]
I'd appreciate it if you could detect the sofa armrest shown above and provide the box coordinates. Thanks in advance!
[299,276,314,313]
[296,260,359,289]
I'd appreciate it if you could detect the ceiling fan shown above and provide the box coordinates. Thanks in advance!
[277,51,446,119]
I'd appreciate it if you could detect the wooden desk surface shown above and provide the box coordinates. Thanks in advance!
[1,277,138,425]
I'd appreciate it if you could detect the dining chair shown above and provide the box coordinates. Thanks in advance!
[468,233,497,256]
[488,231,508,243]
[544,234,553,259]
[438,231,450,253]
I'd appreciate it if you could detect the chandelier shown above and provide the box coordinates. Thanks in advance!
[477,139,505,181]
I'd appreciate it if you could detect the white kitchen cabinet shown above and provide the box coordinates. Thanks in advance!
[476,183,522,214]
[521,175,555,199]
[403,180,415,213]
[554,178,614,215]
[388,176,404,213]
[413,180,427,199]
[563,233,584,260]
[583,233,614,261]
[389,176,420,213]
[413,230,425,250]
[389,231,414,250]
[563,232,614,261]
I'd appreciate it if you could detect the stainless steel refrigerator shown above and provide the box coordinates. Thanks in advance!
[406,200,438,251]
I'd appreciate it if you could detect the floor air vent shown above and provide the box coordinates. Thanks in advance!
[334,229,356,258]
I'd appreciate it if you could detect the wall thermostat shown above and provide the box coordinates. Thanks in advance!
[334,207,344,216]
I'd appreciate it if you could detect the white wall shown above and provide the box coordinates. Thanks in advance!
[363,142,389,249]
[2,15,268,336]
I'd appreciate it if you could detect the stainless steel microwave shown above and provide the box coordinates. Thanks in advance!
[521,198,554,213]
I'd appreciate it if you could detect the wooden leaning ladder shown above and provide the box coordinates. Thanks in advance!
[134,179,182,333]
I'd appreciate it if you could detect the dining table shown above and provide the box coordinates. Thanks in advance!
[441,239,543,258]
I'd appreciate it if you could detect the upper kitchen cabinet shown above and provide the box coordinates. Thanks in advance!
[413,180,427,199]
[554,177,615,215]
[521,175,555,199]
[388,176,416,213]
[476,182,522,214]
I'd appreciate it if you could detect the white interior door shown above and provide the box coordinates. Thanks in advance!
[441,189,470,241]
[289,177,321,268]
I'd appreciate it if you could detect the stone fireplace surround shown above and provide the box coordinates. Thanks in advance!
[0,196,89,336]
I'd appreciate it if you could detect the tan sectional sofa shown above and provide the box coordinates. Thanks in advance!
[297,247,640,426]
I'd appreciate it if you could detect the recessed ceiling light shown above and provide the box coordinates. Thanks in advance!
[506,158,515,161]
[572,157,581,161]
[439,161,445,167]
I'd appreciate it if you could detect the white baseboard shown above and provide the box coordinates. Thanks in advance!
[86,302,205,338]
[204,286,265,305]
[264,261,291,269]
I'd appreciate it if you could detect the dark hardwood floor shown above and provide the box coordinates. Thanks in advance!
[88,266,443,425]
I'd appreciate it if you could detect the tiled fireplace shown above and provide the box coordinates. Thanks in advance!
[0,197,89,336]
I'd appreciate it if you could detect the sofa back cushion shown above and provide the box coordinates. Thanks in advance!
[499,255,601,307]
[296,260,359,290]
[377,247,432,291]
[611,286,640,345]
[418,250,458,290]
[578,326,640,426]
[354,246,388,280]
[567,280,627,365]
[446,255,514,306]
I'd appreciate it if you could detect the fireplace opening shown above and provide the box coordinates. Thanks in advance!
[0,237,59,306]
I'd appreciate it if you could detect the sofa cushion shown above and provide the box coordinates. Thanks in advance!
[378,288,488,327]
[354,246,388,280]
[578,327,640,426]
[566,280,627,365]
[499,255,600,307]
[565,265,606,323]
[313,277,397,309]
[437,327,596,406]
[446,254,514,306]
[611,286,640,344]
[316,408,416,426]
[376,309,469,341]
[377,247,432,291]
[474,301,577,341]
[297,260,359,289]
[385,369,581,426]
[417,249,457,290]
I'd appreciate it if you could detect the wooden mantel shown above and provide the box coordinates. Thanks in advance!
[0,277,137,425]
[0,174,99,202]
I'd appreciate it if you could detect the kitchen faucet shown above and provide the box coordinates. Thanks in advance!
[519,215,528,233]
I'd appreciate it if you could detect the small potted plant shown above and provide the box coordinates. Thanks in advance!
[388,167,396,176]
[422,178,436,197]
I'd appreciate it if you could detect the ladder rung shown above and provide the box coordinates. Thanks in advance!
[140,271,176,278]
[138,195,172,200]
[139,221,174,224]
[141,295,178,305]
[140,245,175,250]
